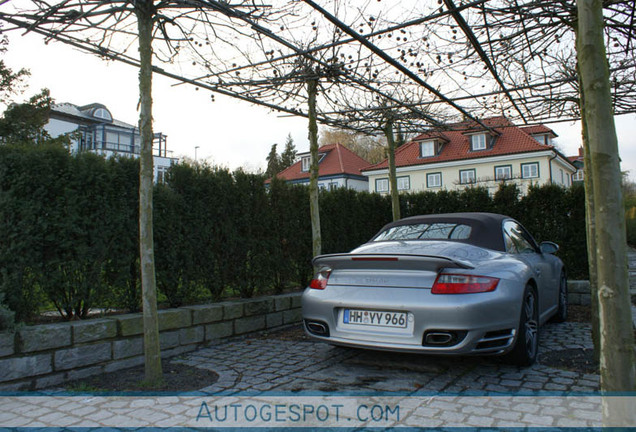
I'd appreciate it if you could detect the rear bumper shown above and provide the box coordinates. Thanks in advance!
[301,282,523,355]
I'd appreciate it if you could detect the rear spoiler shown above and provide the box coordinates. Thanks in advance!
[312,253,474,272]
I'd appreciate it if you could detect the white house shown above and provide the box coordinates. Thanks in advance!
[362,117,576,195]
[269,143,370,191]
[45,102,178,182]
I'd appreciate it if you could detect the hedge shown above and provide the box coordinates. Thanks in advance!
[0,145,589,323]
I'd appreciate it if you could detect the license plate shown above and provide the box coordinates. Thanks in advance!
[343,309,407,328]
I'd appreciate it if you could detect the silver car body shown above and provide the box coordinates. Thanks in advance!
[302,213,564,356]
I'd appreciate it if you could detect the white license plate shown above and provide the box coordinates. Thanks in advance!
[343,309,407,328]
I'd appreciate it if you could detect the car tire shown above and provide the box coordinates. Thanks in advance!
[550,271,568,323]
[507,285,539,367]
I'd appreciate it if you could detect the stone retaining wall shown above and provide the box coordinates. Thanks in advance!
[0,282,594,391]
[568,280,591,306]
[0,292,302,391]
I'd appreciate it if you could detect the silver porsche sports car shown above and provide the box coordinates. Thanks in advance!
[302,212,567,366]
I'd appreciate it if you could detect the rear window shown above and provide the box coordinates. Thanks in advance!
[373,223,472,241]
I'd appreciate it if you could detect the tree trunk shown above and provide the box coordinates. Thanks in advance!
[383,118,400,221]
[135,0,163,386]
[575,36,600,360]
[307,78,321,257]
[577,0,636,424]
[582,118,601,361]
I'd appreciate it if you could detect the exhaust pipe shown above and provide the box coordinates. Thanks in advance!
[305,320,330,336]
[425,332,454,345]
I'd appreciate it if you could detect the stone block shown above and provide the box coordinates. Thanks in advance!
[290,293,303,308]
[234,315,266,335]
[223,302,244,320]
[104,355,144,373]
[115,314,144,337]
[67,365,104,381]
[184,304,223,325]
[72,318,117,344]
[205,321,233,340]
[54,343,111,371]
[283,308,302,324]
[266,312,283,329]
[568,280,590,294]
[18,323,72,353]
[244,298,274,316]
[161,345,194,359]
[0,354,52,382]
[158,309,191,331]
[0,332,15,357]
[35,373,65,390]
[274,295,292,312]
[113,337,143,359]
[580,294,591,306]
[180,326,205,346]
[160,330,180,350]
[568,293,581,306]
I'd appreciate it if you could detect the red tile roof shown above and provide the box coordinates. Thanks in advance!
[274,143,371,181]
[520,125,557,137]
[362,116,556,171]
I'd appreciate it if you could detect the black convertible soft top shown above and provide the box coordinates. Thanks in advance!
[372,212,519,252]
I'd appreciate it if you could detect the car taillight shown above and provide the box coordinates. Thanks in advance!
[432,273,499,294]
[309,268,331,290]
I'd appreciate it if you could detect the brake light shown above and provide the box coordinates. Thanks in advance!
[309,268,331,290]
[432,273,499,294]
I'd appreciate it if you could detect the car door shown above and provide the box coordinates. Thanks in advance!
[502,220,556,319]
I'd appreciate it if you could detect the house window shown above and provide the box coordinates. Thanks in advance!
[397,176,410,191]
[470,134,487,151]
[156,165,169,184]
[93,108,112,121]
[420,140,435,157]
[301,156,310,172]
[376,178,389,193]
[329,182,338,190]
[495,165,512,180]
[460,169,476,184]
[427,172,442,188]
[559,169,564,185]
[521,162,539,179]
[573,170,584,181]
[533,134,550,146]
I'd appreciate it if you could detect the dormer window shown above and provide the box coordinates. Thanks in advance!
[301,156,311,172]
[470,133,487,151]
[532,134,550,146]
[420,141,435,157]
[419,138,446,158]
[93,107,112,121]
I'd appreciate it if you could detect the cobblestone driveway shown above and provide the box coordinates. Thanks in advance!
[177,321,599,395]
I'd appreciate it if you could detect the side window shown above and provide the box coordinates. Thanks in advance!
[503,221,537,254]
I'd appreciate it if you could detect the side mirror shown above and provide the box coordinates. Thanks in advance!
[540,241,559,254]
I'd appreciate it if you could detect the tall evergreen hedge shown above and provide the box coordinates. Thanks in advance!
[0,145,588,322]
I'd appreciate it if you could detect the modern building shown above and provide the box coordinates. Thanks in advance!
[270,143,370,191]
[45,102,177,182]
[362,117,576,195]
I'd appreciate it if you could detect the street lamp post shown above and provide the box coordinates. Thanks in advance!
[195,146,200,162]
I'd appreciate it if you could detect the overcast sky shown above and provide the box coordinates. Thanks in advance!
[4,32,636,179]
